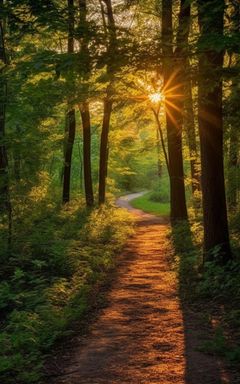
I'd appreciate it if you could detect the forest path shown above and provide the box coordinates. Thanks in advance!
[49,194,231,384]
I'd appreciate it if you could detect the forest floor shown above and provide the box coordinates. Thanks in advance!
[47,193,234,384]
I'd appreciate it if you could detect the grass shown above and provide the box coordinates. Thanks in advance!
[130,191,170,216]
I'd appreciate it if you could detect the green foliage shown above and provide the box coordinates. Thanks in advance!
[198,259,240,300]
[170,220,240,364]
[149,179,170,203]
[131,191,170,216]
[0,201,133,384]
[200,326,240,363]
[199,326,227,356]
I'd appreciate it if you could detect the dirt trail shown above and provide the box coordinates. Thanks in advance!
[49,193,231,384]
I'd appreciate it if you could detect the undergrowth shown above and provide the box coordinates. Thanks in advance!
[170,218,240,365]
[0,199,133,384]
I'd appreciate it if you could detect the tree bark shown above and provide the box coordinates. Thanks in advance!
[184,63,200,195]
[62,108,76,203]
[13,124,21,181]
[79,102,94,207]
[228,123,238,210]
[99,99,112,205]
[156,127,163,178]
[98,0,116,205]
[62,0,76,204]
[152,108,169,175]
[0,3,12,245]
[162,0,188,222]
[227,0,240,211]
[198,0,231,263]
[79,0,94,207]
[0,16,8,211]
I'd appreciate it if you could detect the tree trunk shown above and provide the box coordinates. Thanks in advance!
[162,0,188,222]
[62,109,76,203]
[152,108,169,175]
[184,62,200,195]
[98,0,116,205]
[0,15,8,211]
[13,124,21,181]
[198,0,231,263]
[156,128,163,178]
[227,0,240,211]
[62,0,76,204]
[228,123,238,211]
[0,6,12,245]
[79,102,94,207]
[78,0,94,207]
[98,99,112,205]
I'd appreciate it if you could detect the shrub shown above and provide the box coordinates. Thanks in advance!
[149,181,169,203]
[0,201,133,383]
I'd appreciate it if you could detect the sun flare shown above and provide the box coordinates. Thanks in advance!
[149,92,164,104]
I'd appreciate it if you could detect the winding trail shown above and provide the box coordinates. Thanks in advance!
[49,193,231,384]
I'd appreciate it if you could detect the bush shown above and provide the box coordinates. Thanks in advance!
[149,181,169,203]
[170,220,240,364]
[0,201,133,383]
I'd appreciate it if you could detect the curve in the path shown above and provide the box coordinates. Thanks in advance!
[116,192,169,225]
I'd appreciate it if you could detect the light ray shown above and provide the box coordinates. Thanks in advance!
[165,106,178,126]
[165,99,182,113]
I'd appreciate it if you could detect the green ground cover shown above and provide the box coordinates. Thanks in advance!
[131,191,170,216]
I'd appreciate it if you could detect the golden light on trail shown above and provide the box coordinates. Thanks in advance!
[149,92,164,104]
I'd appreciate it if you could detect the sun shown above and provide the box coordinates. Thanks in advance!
[149,92,164,104]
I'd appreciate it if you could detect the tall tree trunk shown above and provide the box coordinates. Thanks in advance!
[79,102,94,206]
[62,0,76,204]
[198,0,231,263]
[98,0,116,205]
[152,108,170,175]
[0,4,12,245]
[79,0,94,207]
[99,98,112,205]
[13,124,21,181]
[184,61,200,195]
[162,0,188,222]
[62,108,76,203]
[228,123,238,211]
[0,21,8,211]
[227,0,240,211]
[156,128,163,178]
[78,141,84,192]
